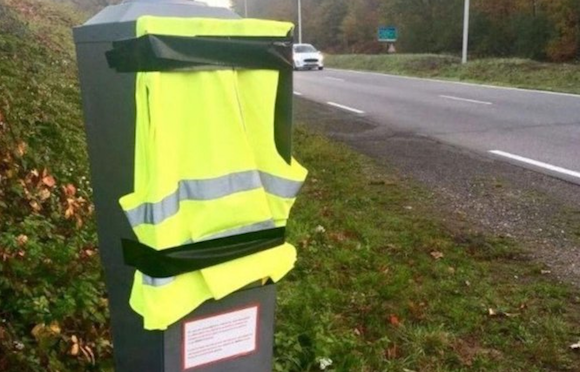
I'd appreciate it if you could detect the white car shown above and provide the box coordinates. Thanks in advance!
[293,44,324,71]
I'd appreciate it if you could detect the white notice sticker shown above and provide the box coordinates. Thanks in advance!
[182,305,259,370]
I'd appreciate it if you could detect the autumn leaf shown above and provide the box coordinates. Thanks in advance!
[70,335,79,356]
[64,204,75,219]
[70,342,79,356]
[0,249,10,262]
[48,322,60,335]
[41,174,56,188]
[31,322,60,341]
[38,188,51,201]
[430,251,444,260]
[16,234,28,246]
[15,142,26,157]
[64,183,76,197]
[31,324,44,340]
[80,344,95,365]
[488,308,518,318]
[29,200,41,212]
[389,314,401,327]
[314,225,326,233]
[84,248,95,257]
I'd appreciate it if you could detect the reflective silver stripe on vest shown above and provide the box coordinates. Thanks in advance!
[141,219,276,287]
[259,171,304,198]
[142,275,175,286]
[125,171,303,227]
[125,170,262,227]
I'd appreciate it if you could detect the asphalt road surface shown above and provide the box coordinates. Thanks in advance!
[294,68,580,184]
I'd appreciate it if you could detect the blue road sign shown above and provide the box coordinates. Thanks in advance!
[378,26,398,42]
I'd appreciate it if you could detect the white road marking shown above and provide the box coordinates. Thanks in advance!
[293,91,303,96]
[489,150,580,179]
[440,95,493,105]
[327,101,365,114]
[327,68,580,99]
[324,77,345,82]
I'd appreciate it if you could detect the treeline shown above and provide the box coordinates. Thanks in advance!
[232,0,580,62]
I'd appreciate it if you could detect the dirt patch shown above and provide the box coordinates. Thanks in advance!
[453,338,503,367]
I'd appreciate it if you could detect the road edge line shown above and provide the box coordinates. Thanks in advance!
[327,101,365,114]
[489,150,580,180]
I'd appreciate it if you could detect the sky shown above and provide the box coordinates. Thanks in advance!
[202,0,232,8]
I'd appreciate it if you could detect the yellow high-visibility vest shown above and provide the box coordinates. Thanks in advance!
[119,16,307,330]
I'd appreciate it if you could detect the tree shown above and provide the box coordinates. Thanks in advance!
[229,0,579,61]
[541,0,580,61]
[341,0,383,53]
[308,0,348,51]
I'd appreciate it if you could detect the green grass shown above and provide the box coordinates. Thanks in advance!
[325,54,580,95]
[275,127,580,371]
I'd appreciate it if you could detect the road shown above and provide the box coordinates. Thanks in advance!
[294,68,580,184]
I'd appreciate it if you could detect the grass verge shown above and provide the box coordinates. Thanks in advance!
[275,125,580,371]
[0,2,109,371]
[325,54,580,95]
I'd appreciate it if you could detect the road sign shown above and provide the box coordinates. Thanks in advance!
[378,26,398,42]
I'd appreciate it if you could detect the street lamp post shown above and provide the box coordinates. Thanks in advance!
[244,0,248,17]
[462,0,470,64]
[297,0,302,43]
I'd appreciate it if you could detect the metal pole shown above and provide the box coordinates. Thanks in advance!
[462,0,470,64]
[297,0,302,43]
[244,0,248,17]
